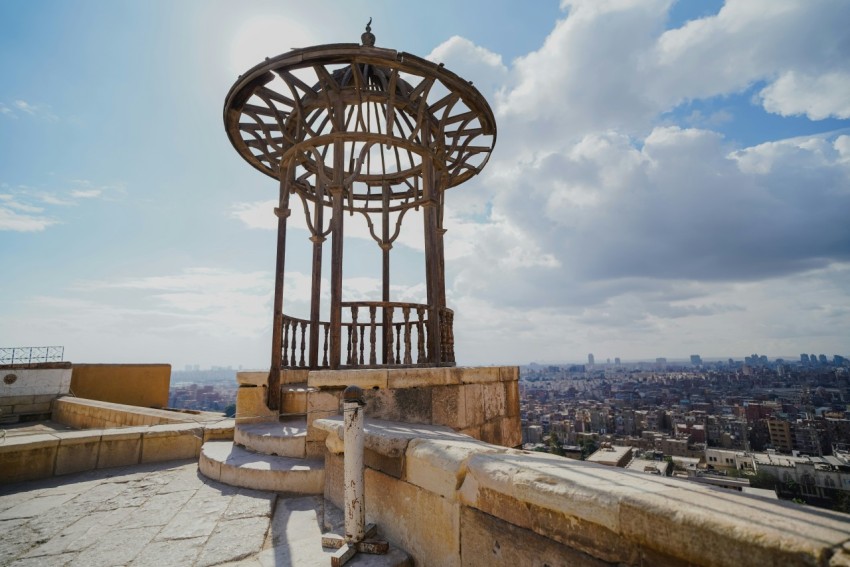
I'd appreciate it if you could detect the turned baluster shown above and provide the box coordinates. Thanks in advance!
[402,306,412,365]
[386,306,395,364]
[346,323,353,365]
[359,325,366,365]
[446,310,455,363]
[299,321,307,367]
[395,322,402,364]
[290,320,298,367]
[369,305,377,365]
[282,319,290,367]
[416,307,426,364]
[322,324,329,368]
[351,306,359,367]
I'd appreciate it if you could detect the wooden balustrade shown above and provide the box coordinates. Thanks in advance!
[280,301,454,369]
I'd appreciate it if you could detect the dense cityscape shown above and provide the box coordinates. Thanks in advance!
[520,353,850,512]
[166,352,850,512]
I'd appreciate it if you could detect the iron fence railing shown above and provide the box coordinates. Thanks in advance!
[0,346,64,366]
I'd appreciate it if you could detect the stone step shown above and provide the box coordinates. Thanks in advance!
[199,441,324,494]
[235,417,307,458]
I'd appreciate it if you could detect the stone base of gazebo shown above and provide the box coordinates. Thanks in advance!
[235,366,520,457]
[199,366,520,499]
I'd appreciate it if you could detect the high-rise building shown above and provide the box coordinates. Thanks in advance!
[690,355,702,366]
[801,354,810,365]
[614,357,621,366]
[587,353,595,366]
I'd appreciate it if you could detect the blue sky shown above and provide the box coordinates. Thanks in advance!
[2,0,849,368]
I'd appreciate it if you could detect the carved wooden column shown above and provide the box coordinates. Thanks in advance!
[309,182,326,368]
[269,165,292,409]
[422,155,443,364]
[381,183,391,364]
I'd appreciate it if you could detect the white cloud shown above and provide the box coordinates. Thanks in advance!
[70,189,102,199]
[760,71,850,120]
[1,99,58,120]
[0,204,56,231]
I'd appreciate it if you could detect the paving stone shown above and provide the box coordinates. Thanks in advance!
[128,536,205,567]
[123,489,194,529]
[0,492,77,521]
[223,489,275,520]
[156,492,231,540]
[194,516,270,567]
[8,551,78,566]
[0,520,40,563]
[67,525,159,567]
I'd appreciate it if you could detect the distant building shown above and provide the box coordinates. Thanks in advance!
[614,357,621,366]
[768,418,793,453]
[587,353,595,366]
[656,357,667,371]
[690,355,702,366]
[586,444,633,467]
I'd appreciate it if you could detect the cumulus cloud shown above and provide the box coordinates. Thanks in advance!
[423,0,850,360]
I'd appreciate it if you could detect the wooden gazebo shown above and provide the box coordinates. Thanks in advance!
[224,23,496,408]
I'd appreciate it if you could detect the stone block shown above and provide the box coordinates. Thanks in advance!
[453,366,500,384]
[366,387,432,424]
[281,368,309,384]
[460,505,609,567]
[324,451,344,511]
[432,385,467,429]
[364,467,461,567]
[501,417,522,448]
[482,382,506,422]
[459,425,482,441]
[387,367,456,389]
[237,372,269,386]
[308,368,388,390]
[479,420,502,446]
[364,447,404,478]
[141,424,203,463]
[498,366,519,382]
[463,383,485,426]
[281,385,312,415]
[620,483,850,566]
[404,437,506,500]
[203,419,235,442]
[306,389,340,441]
[504,380,519,417]
[54,430,102,476]
[0,434,59,483]
[236,386,277,424]
[306,440,326,459]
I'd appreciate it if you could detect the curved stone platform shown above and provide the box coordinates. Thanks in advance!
[235,418,307,458]
[199,440,323,494]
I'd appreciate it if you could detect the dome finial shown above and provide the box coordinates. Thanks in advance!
[361,18,375,47]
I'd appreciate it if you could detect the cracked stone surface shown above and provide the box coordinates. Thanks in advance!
[0,459,410,567]
[0,460,274,567]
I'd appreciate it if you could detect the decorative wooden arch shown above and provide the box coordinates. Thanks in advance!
[224,24,497,408]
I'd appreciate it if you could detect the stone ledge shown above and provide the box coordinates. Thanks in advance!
[458,451,850,567]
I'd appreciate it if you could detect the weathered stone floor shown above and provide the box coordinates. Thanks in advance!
[0,460,408,566]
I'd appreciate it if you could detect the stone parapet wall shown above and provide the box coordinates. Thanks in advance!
[70,363,171,408]
[53,397,201,429]
[0,420,233,484]
[0,365,72,423]
[314,417,850,567]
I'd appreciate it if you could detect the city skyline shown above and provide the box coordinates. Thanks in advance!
[1,0,849,369]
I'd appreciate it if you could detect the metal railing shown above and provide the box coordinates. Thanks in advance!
[0,346,64,366]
